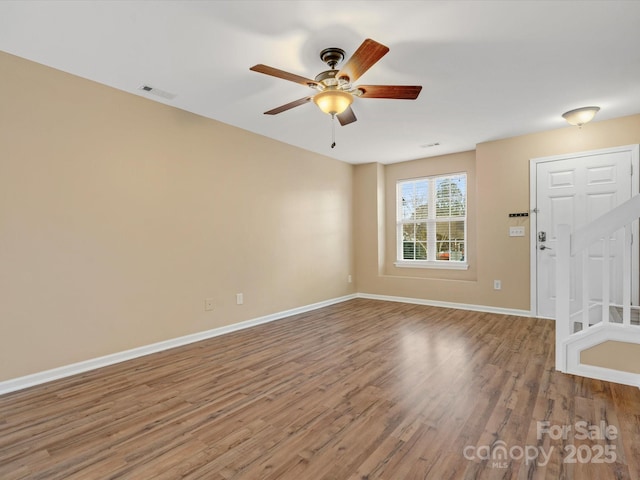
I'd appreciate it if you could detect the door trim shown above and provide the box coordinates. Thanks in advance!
[529,144,640,318]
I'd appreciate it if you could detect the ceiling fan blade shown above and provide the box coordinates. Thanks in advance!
[337,39,389,83]
[250,64,318,88]
[358,85,423,99]
[264,96,313,115]
[337,106,357,126]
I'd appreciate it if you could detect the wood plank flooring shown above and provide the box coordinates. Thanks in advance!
[1,298,639,479]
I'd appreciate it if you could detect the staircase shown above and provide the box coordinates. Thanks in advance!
[555,194,640,387]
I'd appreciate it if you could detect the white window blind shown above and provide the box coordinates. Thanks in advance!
[397,173,467,267]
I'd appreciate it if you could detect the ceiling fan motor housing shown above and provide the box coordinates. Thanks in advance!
[315,70,339,87]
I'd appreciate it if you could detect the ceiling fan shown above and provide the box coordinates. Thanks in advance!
[250,38,422,130]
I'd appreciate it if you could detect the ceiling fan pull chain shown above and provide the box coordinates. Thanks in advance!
[331,114,336,148]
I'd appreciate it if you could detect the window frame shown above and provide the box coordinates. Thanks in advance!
[395,173,469,270]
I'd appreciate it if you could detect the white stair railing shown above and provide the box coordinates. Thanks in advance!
[555,194,640,378]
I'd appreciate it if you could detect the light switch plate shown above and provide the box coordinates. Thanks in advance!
[509,226,526,237]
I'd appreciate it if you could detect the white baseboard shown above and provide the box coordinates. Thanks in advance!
[0,293,535,396]
[7,291,638,396]
[0,294,357,396]
[356,293,533,318]
[566,363,640,389]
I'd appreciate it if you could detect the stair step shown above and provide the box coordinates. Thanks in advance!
[571,305,640,333]
[609,306,640,325]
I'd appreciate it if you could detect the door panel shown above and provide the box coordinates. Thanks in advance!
[535,150,632,319]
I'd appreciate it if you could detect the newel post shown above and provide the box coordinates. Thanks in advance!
[555,224,572,372]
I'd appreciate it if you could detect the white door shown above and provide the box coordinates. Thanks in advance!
[533,146,636,319]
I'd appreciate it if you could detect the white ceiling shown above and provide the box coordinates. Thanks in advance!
[1,1,640,164]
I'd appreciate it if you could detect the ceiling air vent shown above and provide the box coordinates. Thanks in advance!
[138,84,176,100]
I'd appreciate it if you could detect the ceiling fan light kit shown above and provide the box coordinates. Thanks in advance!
[313,89,353,115]
[562,106,600,127]
[250,38,423,146]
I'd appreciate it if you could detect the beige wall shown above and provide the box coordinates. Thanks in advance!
[354,114,640,311]
[581,341,640,374]
[0,52,354,381]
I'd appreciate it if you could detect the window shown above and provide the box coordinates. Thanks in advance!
[396,173,467,269]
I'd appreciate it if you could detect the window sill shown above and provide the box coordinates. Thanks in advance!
[394,260,469,270]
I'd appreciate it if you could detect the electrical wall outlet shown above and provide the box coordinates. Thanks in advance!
[236,293,244,305]
[494,280,502,290]
[205,298,214,311]
[348,275,353,283]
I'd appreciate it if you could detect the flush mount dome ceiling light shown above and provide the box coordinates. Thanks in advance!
[562,106,600,127]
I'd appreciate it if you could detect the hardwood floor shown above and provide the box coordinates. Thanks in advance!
[1,298,639,479]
